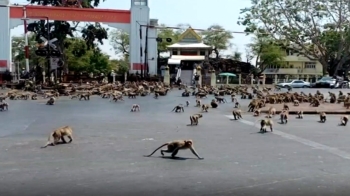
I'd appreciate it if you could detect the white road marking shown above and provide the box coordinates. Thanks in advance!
[224,115,350,160]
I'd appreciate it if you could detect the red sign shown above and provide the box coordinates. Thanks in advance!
[0,60,7,68]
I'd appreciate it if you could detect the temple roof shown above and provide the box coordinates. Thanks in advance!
[167,42,211,48]
[167,27,211,49]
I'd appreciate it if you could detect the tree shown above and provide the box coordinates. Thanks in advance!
[110,29,130,57]
[244,47,254,63]
[157,24,181,53]
[202,25,233,58]
[238,0,350,76]
[248,34,286,74]
[12,34,47,69]
[27,0,108,71]
[227,51,242,61]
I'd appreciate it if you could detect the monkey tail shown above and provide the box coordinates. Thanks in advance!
[144,143,168,157]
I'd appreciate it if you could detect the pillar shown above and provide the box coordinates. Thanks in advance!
[129,0,150,74]
[147,19,158,75]
[210,70,216,87]
[239,74,242,85]
[43,71,46,83]
[196,66,202,87]
[274,74,278,84]
[163,65,170,85]
[0,0,11,72]
[262,74,266,86]
[111,71,116,83]
[306,75,309,82]
[250,75,254,85]
[286,75,289,81]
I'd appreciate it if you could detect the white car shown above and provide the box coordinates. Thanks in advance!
[277,80,311,88]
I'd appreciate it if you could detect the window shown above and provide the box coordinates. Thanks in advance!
[172,51,178,55]
[200,50,206,56]
[134,0,147,6]
[305,62,316,69]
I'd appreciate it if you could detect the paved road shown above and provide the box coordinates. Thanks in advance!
[1,88,350,196]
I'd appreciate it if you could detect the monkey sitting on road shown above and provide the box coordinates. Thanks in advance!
[293,100,299,106]
[253,109,260,117]
[215,96,227,103]
[172,104,184,112]
[296,111,303,119]
[195,99,201,107]
[0,102,8,111]
[154,92,159,99]
[131,104,140,112]
[41,126,73,148]
[144,139,204,159]
[280,110,289,124]
[232,109,243,120]
[186,101,190,107]
[340,115,348,126]
[260,119,273,133]
[319,112,326,123]
[46,97,55,105]
[210,99,218,108]
[31,94,38,100]
[190,114,203,125]
[283,104,289,111]
[234,102,240,108]
[201,104,209,112]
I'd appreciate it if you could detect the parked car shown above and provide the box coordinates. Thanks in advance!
[276,80,311,88]
[312,77,336,88]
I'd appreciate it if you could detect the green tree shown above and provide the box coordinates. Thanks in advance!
[109,29,129,57]
[202,25,233,58]
[27,0,108,71]
[88,48,113,74]
[226,51,242,61]
[248,33,285,74]
[157,24,181,53]
[238,0,350,75]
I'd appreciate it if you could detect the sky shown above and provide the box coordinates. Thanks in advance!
[11,0,254,62]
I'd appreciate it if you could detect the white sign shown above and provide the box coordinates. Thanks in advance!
[50,57,59,70]
[40,36,58,50]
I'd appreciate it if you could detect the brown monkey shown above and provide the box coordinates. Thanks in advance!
[267,107,276,118]
[296,111,303,119]
[201,104,209,112]
[195,99,201,107]
[0,102,8,111]
[260,119,273,133]
[131,104,140,112]
[319,112,326,123]
[154,92,159,99]
[280,110,289,124]
[283,104,289,111]
[215,96,227,103]
[128,92,137,99]
[253,109,260,117]
[232,109,243,120]
[144,139,204,159]
[46,97,55,105]
[111,94,124,102]
[186,100,190,107]
[31,94,38,100]
[340,115,348,126]
[190,114,203,125]
[231,94,237,102]
[172,104,184,112]
[41,126,73,148]
[79,93,90,101]
[293,100,299,106]
[234,102,240,108]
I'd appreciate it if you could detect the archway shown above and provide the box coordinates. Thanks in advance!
[0,0,158,75]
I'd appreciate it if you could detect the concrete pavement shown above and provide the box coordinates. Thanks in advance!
[0,88,350,195]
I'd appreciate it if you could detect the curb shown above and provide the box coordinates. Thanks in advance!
[261,110,350,114]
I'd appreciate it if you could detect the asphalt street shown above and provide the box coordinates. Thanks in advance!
[1,88,350,196]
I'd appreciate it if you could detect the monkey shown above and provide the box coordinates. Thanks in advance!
[340,115,348,126]
[283,104,289,111]
[71,94,79,99]
[0,102,9,111]
[195,99,201,107]
[186,100,190,107]
[210,99,218,108]
[154,92,159,99]
[280,110,289,124]
[260,119,273,133]
[201,104,209,112]
[131,104,140,112]
[232,109,243,120]
[266,107,276,118]
[46,97,55,105]
[128,92,137,99]
[31,94,38,100]
[296,111,303,119]
[172,104,184,112]
[144,139,204,159]
[293,99,299,106]
[215,96,227,103]
[190,114,203,125]
[111,94,124,102]
[235,102,240,108]
[253,109,260,117]
[319,112,326,123]
[41,126,73,148]
[231,94,237,102]
[79,93,90,101]
[248,93,254,99]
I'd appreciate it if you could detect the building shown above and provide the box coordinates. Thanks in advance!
[263,49,323,82]
[166,28,212,85]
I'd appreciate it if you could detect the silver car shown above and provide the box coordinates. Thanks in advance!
[277,80,311,88]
